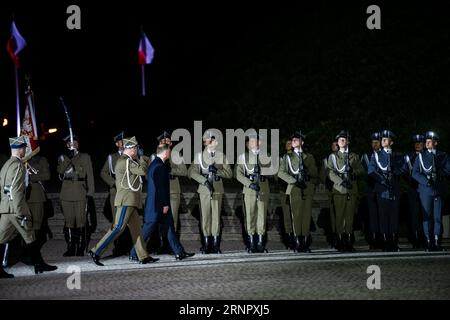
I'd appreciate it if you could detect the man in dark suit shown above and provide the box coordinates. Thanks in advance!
[130,144,195,261]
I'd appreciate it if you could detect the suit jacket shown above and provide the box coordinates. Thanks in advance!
[145,156,170,218]
[412,150,450,197]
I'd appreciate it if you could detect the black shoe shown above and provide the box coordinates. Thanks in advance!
[88,250,104,266]
[247,235,256,253]
[0,268,14,279]
[175,252,195,260]
[201,236,210,254]
[139,256,159,264]
[34,262,58,274]
[212,236,222,254]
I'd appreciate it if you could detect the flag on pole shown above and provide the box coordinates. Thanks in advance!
[138,31,154,65]
[21,84,40,162]
[6,21,27,65]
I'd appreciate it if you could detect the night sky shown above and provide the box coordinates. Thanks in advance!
[1,1,450,186]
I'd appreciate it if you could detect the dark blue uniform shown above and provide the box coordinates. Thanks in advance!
[130,157,184,259]
[404,151,423,247]
[368,149,408,250]
[361,152,380,244]
[412,150,450,248]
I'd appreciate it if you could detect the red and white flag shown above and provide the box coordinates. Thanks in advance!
[6,21,27,65]
[21,86,40,161]
[138,32,154,65]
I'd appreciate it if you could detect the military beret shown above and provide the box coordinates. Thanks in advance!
[290,131,306,140]
[9,136,27,149]
[370,132,381,141]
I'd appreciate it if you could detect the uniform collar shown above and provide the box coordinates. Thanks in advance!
[12,155,21,161]
[339,148,348,154]
[428,149,436,155]
[383,147,392,154]
[293,148,303,154]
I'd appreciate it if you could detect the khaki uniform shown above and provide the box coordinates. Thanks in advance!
[57,152,95,228]
[278,151,318,237]
[327,151,364,234]
[100,152,121,212]
[26,156,51,230]
[236,152,271,236]
[91,154,150,260]
[188,149,232,237]
[0,156,35,244]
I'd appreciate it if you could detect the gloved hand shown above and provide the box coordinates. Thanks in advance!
[66,149,76,159]
[138,147,145,158]
[208,165,218,174]
[249,183,260,192]
[204,180,214,193]
[295,180,307,190]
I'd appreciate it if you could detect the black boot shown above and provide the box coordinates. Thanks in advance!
[434,235,445,251]
[303,235,312,253]
[63,228,75,257]
[212,236,222,254]
[88,250,104,266]
[256,234,264,253]
[0,244,14,279]
[369,233,377,250]
[382,233,389,252]
[425,238,433,252]
[391,233,400,252]
[76,228,86,256]
[29,241,57,274]
[295,236,304,253]
[201,236,210,254]
[288,233,295,250]
[247,234,256,253]
[412,231,420,249]
[335,234,343,252]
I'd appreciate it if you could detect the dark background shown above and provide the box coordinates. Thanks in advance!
[0,1,449,189]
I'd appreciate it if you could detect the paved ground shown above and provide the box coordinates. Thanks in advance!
[1,239,449,300]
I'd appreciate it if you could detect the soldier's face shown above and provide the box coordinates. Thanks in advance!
[371,140,381,151]
[67,141,79,150]
[248,138,259,151]
[426,139,437,150]
[160,138,172,146]
[291,138,302,149]
[338,138,348,149]
[414,142,424,152]
[116,140,124,149]
[381,138,393,148]
[18,147,26,158]
[331,142,338,152]
[285,140,292,151]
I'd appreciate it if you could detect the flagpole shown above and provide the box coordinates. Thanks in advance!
[141,64,146,96]
[15,64,20,136]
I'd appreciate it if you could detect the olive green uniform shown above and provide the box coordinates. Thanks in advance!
[327,151,364,234]
[57,152,95,228]
[100,152,121,213]
[278,151,318,237]
[26,156,51,231]
[0,156,35,244]
[188,150,232,237]
[236,152,271,236]
[91,154,150,260]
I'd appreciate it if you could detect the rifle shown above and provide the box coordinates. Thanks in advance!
[294,150,309,200]
[428,152,438,187]
[252,152,261,201]
[206,149,216,199]
[385,151,395,201]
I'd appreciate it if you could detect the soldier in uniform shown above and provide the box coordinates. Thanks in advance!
[368,130,408,251]
[404,134,425,248]
[0,137,57,278]
[151,131,188,253]
[279,139,293,249]
[278,131,318,253]
[236,133,272,253]
[412,131,450,251]
[327,130,364,252]
[319,139,338,248]
[361,132,381,249]
[57,135,95,256]
[100,131,132,256]
[89,136,159,265]
[188,131,232,254]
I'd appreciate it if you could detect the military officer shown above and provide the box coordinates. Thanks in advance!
[412,131,450,251]
[368,130,408,251]
[278,131,318,253]
[100,131,132,256]
[57,135,95,256]
[89,136,158,265]
[151,131,188,253]
[188,130,232,254]
[278,139,293,249]
[361,132,382,249]
[236,133,272,253]
[0,137,57,278]
[319,139,338,248]
[327,130,364,252]
[404,134,425,248]
[26,154,52,252]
